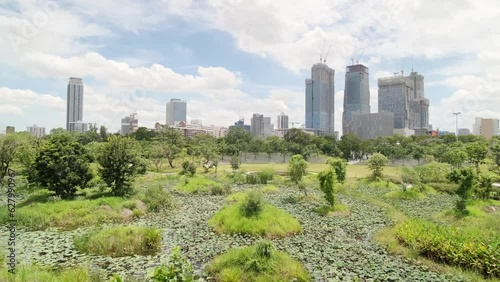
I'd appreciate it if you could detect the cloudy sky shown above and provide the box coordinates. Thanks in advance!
[1,0,499,134]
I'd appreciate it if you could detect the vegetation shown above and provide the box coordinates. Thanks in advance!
[74,226,162,257]
[240,190,264,217]
[326,157,347,183]
[0,264,90,282]
[152,246,194,282]
[318,168,336,207]
[288,154,309,195]
[448,168,477,213]
[367,153,389,179]
[175,175,222,193]
[206,241,310,282]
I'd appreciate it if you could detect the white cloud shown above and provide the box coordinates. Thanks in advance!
[0,87,65,112]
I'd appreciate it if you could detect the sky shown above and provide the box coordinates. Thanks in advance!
[1,0,499,135]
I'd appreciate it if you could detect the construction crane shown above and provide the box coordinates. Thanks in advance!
[319,39,326,62]
[323,44,332,63]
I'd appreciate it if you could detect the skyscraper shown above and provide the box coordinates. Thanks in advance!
[27,125,46,137]
[67,77,87,132]
[378,74,413,129]
[251,113,274,137]
[305,62,335,136]
[408,71,429,132]
[277,113,289,129]
[343,64,370,134]
[166,99,187,126]
[121,114,138,136]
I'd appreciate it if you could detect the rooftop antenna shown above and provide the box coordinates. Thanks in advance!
[319,39,326,62]
[356,48,365,65]
[323,44,332,63]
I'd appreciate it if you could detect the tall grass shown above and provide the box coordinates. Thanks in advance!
[175,175,222,193]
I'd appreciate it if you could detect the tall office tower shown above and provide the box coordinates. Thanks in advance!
[121,114,139,136]
[472,117,482,135]
[408,71,429,132]
[378,74,414,129]
[67,77,87,132]
[277,113,289,129]
[251,113,264,137]
[27,125,46,137]
[305,62,335,136]
[343,64,370,134]
[263,117,274,137]
[166,98,187,126]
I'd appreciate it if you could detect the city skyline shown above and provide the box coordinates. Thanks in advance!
[1,1,499,134]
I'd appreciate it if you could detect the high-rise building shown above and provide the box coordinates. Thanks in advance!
[251,113,274,137]
[121,114,139,136]
[67,77,87,133]
[231,118,251,132]
[408,71,429,131]
[343,64,370,134]
[473,118,499,139]
[277,113,289,129]
[166,99,187,126]
[27,125,46,137]
[305,62,335,136]
[458,128,470,136]
[6,126,15,134]
[472,117,482,135]
[348,111,394,140]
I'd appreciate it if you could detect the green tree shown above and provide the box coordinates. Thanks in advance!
[264,136,281,161]
[99,125,108,142]
[97,135,142,196]
[477,174,493,200]
[150,142,165,172]
[230,154,241,170]
[326,157,347,183]
[284,128,314,159]
[248,138,264,160]
[490,136,500,170]
[338,133,361,160]
[31,133,93,198]
[318,168,335,207]
[155,126,185,168]
[410,144,425,165]
[442,146,467,169]
[465,141,488,173]
[132,127,158,141]
[0,133,23,179]
[288,154,309,196]
[16,135,45,181]
[367,153,389,179]
[448,168,477,213]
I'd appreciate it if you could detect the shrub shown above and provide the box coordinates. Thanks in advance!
[326,157,347,183]
[211,182,232,195]
[318,168,335,207]
[401,167,422,191]
[396,219,500,277]
[176,176,222,194]
[258,169,274,183]
[227,171,245,184]
[144,185,174,212]
[230,155,241,170]
[180,161,196,176]
[246,173,259,184]
[448,168,477,213]
[152,246,194,282]
[414,161,450,183]
[240,190,264,217]
[367,153,389,179]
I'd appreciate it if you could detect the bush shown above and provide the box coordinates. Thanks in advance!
[401,167,422,191]
[211,182,232,195]
[74,226,162,257]
[180,161,196,176]
[367,153,389,179]
[414,161,450,183]
[318,168,335,207]
[396,219,500,277]
[227,171,245,184]
[427,182,458,194]
[240,190,264,217]
[144,185,174,212]
[230,155,241,170]
[176,176,222,193]
[258,169,274,183]
[326,157,347,183]
[152,246,194,282]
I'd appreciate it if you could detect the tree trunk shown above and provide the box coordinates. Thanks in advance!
[168,159,174,168]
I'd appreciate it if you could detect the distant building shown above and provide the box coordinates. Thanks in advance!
[231,118,251,132]
[305,61,335,136]
[66,77,87,133]
[121,114,139,136]
[394,128,415,137]
[27,125,46,137]
[166,99,187,126]
[458,128,470,136]
[472,117,482,135]
[474,118,499,139]
[175,122,227,138]
[277,113,289,129]
[347,111,394,140]
[251,113,274,137]
[343,64,370,134]
[191,119,203,126]
[6,126,15,134]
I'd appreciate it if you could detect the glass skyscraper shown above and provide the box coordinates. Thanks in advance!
[66,77,87,132]
[343,64,370,134]
[305,62,335,136]
[166,98,187,126]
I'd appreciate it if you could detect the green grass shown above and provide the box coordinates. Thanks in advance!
[0,265,90,282]
[383,189,427,200]
[175,175,222,193]
[314,203,350,216]
[260,185,279,193]
[209,198,301,238]
[74,226,162,257]
[206,244,310,282]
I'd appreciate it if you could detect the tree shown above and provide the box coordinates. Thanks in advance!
[284,128,314,159]
[442,146,467,169]
[155,126,185,168]
[16,135,45,181]
[97,135,142,196]
[132,127,158,141]
[225,127,252,150]
[230,154,241,170]
[318,168,335,207]
[410,144,425,165]
[32,133,93,198]
[338,133,361,160]
[0,133,23,180]
[326,157,347,183]
[490,137,500,170]
[367,153,389,179]
[264,136,281,161]
[150,142,166,172]
[448,168,477,213]
[99,125,108,142]
[465,141,488,173]
[288,154,309,196]
[248,138,264,160]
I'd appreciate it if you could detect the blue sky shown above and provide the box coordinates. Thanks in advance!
[1,0,499,134]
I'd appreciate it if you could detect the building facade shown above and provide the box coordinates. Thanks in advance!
[231,118,251,132]
[305,62,335,136]
[277,113,289,129]
[120,114,139,136]
[166,99,187,126]
[251,113,274,137]
[343,64,370,134]
[67,77,87,133]
[458,128,471,136]
[6,126,15,134]
[474,118,499,139]
[27,125,46,137]
[348,111,394,140]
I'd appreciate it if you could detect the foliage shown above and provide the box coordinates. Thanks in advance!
[490,136,500,169]
[230,154,241,170]
[400,167,422,191]
[442,144,467,169]
[152,246,194,282]
[0,264,90,282]
[288,154,308,195]
[74,226,162,257]
[465,141,489,173]
[367,153,389,179]
[448,168,477,213]
[240,190,264,217]
[154,126,185,168]
[180,161,197,176]
[15,135,44,182]
[206,243,310,282]
[476,174,494,200]
[31,133,93,198]
[284,128,314,160]
[338,133,362,160]
[211,182,232,195]
[246,169,274,185]
[261,184,279,193]
[326,157,347,183]
[414,161,451,183]
[318,168,336,207]
[97,135,142,196]
[175,175,221,193]
[396,219,500,278]
[143,185,174,212]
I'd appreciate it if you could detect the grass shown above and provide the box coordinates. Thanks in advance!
[314,203,350,217]
[175,175,222,193]
[206,244,310,282]
[209,198,301,238]
[0,265,91,282]
[383,189,427,200]
[74,225,162,257]
[260,185,279,193]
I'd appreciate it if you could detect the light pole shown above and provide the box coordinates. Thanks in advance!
[453,112,461,141]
